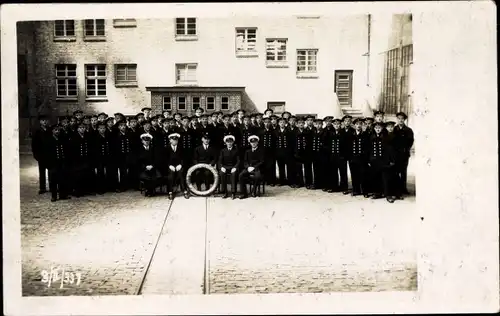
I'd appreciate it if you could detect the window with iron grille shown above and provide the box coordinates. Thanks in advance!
[400,44,413,115]
[177,96,187,110]
[380,48,399,114]
[163,96,172,110]
[267,101,285,115]
[334,70,353,107]
[236,28,257,54]
[115,64,137,85]
[206,96,215,110]
[296,49,318,73]
[266,38,288,66]
[56,64,77,98]
[54,20,75,38]
[176,63,197,84]
[84,19,105,38]
[85,64,107,98]
[113,19,137,27]
[221,96,229,110]
[192,96,201,110]
[176,18,197,37]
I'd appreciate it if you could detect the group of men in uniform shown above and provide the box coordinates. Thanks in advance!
[31,106,414,203]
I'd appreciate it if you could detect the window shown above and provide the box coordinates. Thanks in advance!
[221,96,229,110]
[235,28,257,56]
[175,17,197,40]
[177,96,186,110]
[267,102,285,115]
[115,64,137,86]
[55,64,77,98]
[334,70,353,107]
[176,63,197,84]
[54,20,75,40]
[381,48,399,114]
[400,44,413,115]
[113,19,137,27]
[85,64,107,98]
[206,96,215,110]
[296,49,318,77]
[84,19,105,39]
[163,96,172,110]
[266,38,288,67]
[192,96,201,110]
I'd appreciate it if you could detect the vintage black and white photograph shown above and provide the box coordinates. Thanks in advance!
[16,11,417,296]
[2,2,498,315]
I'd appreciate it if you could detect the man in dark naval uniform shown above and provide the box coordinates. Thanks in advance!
[179,116,195,175]
[192,133,218,191]
[93,121,117,194]
[274,117,293,186]
[114,120,134,192]
[311,118,325,190]
[345,118,370,196]
[394,111,414,195]
[31,115,52,194]
[294,117,313,188]
[164,133,190,200]
[218,135,240,199]
[137,133,162,197]
[45,125,71,202]
[259,116,276,186]
[238,135,264,199]
[323,118,348,193]
[71,123,93,197]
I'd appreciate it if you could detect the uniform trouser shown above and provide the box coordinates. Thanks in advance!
[239,169,263,195]
[263,152,276,185]
[167,170,186,193]
[48,165,69,199]
[139,169,162,194]
[325,156,347,191]
[219,169,237,194]
[117,162,130,191]
[72,163,93,195]
[370,161,394,197]
[95,162,118,193]
[349,159,367,194]
[311,153,324,188]
[182,154,193,177]
[396,156,410,193]
[37,161,49,191]
[295,156,313,186]
[128,162,140,190]
[287,157,297,185]
[276,154,290,185]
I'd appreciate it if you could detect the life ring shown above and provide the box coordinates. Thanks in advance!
[186,163,220,196]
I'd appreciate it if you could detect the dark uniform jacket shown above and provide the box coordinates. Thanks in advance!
[239,125,255,150]
[347,130,370,162]
[324,129,348,158]
[179,126,195,154]
[274,127,293,158]
[193,145,217,165]
[218,146,240,169]
[93,133,114,164]
[45,135,69,168]
[311,128,324,155]
[244,146,265,170]
[137,145,161,180]
[294,128,312,160]
[219,124,239,149]
[71,132,92,165]
[127,126,142,152]
[259,126,275,155]
[114,131,135,164]
[31,127,52,162]
[165,144,184,168]
[369,133,396,167]
[394,124,414,158]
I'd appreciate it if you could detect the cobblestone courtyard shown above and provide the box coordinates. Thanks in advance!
[19,154,417,296]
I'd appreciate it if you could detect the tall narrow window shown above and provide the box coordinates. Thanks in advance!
[177,96,187,110]
[334,70,353,107]
[85,64,107,98]
[296,49,318,77]
[84,19,105,39]
[163,96,172,110]
[235,28,257,56]
[221,96,229,110]
[266,38,288,67]
[192,96,201,110]
[175,17,197,40]
[381,48,399,114]
[175,63,197,84]
[114,64,137,86]
[54,20,75,40]
[206,96,215,110]
[55,64,77,98]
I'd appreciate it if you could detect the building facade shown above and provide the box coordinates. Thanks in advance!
[17,14,413,145]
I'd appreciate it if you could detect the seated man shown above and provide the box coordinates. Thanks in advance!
[165,133,190,200]
[193,133,217,191]
[238,135,264,199]
[138,133,162,197]
[218,135,240,199]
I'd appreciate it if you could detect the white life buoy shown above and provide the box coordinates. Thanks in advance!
[186,163,220,196]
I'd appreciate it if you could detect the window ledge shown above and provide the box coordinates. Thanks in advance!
[236,51,259,58]
[115,82,138,88]
[113,22,137,28]
[296,73,319,79]
[85,97,108,102]
[54,36,76,42]
[56,97,78,102]
[175,35,198,41]
[84,36,106,42]
[266,62,289,68]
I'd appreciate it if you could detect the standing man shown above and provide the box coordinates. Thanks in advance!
[179,116,195,176]
[238,115,254,161]
[114,121,133,192]
[324,119,348,193]
[141,107,152,121]
[71,123,93,197]
[263,108,273,119]
[237,109,246,125]
[32,115,52,194]
[274,117,293,186]
[238,135,264,199]
[394,112,414,195]
[345,118,370,196]
[311,118,325,190]
[46,125,71,202]
[94,121,117,194]
[165,133,190,200]
[294,118,313,189]
[260,116,276,186]
[218,135,240,199]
